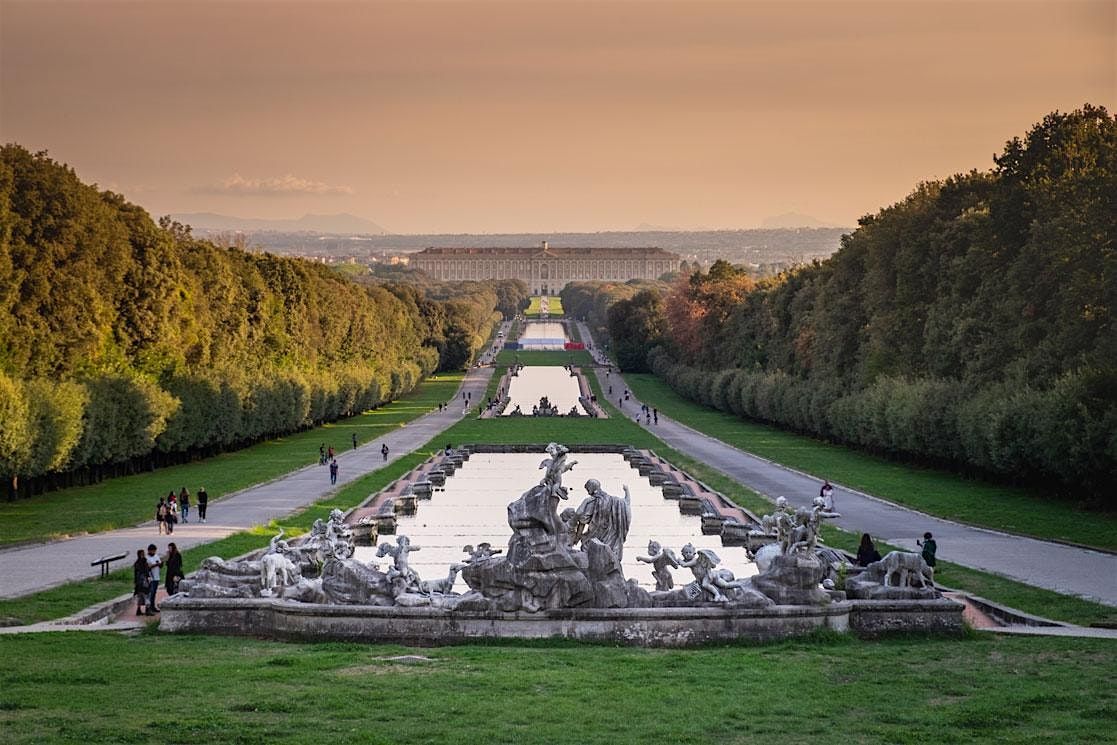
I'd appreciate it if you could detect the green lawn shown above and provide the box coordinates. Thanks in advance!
[495,349,593,366]
[0,374,464,547]
[622,374,1117,552]
[526,295,564,316]
[1,632,1114,744]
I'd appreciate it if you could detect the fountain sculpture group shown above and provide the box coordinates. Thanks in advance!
[166,443,959,643]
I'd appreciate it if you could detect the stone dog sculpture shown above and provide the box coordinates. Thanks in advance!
[260,530,300,595]
[868,551,935,588]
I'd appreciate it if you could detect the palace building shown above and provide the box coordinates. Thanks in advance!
[410,242,682,295]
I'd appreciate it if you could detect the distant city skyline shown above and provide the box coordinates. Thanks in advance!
[1,0,1112,233]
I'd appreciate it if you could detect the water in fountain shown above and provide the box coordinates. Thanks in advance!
[353,452,755,593]
[504,366,582,415]
[519,321,567,349]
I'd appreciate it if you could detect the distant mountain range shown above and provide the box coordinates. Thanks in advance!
[172,212,390,235]
[760,212,841,229]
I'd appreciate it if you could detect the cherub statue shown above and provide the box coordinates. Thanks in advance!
[788,508,819,555]
[377,535,421,592]
[770,497,796,554]
[678,543,730,602]
[461,542,503,563]
[637,540,679,591]
[538,442,578,500]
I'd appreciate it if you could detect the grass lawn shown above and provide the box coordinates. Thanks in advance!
[526,295,564,316]
[495,349,593,366]
[622,374,1117,552]
[1,631,1114,744]
[0,374,464,547]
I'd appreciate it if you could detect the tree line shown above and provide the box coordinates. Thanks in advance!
[0,145,524,499]
[601,106,1116,504]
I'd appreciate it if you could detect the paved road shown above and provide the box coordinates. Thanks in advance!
[0,363,498,599]
[578,323,1117,608]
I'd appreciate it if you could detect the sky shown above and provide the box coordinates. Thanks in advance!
[1,0,1113,234]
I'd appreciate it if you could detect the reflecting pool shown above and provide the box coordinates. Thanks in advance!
[354,452,756,593]
[503,366,583,415]
[519,321,567,349]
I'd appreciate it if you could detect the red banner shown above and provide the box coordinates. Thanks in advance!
[564,342,585,350]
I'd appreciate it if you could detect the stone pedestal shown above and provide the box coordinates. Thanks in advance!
[753,553,830,605]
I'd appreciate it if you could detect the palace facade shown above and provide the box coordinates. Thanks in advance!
[410,242,682,294]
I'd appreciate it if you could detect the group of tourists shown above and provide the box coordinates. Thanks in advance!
[156,487,208,534]
[132,542,183,615]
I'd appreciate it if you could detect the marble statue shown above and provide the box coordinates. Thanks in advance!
[418,564,463,595]
[539,442,577,500]
[462,542,502,563]
[678,543,730,602]
[260,529,301,596]
[573,479,631,561]
[637,540,679,591]
[844,550,939,600]
[377,535,422,594]
[869,551,934,588]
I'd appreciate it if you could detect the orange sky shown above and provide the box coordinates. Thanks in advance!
[1,0,1112,233]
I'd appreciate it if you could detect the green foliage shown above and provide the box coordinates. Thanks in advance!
[606,290,666,372]
[560,279,671,344]
[602,107,1117,502]
[0,145,508,499]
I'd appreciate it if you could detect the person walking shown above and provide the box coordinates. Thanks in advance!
[179,487,191,523]
[381,443,389,462]
[319,443,326,465]
[820,480,835,511]
[164,495,175,536]
[327,445,335,460]
[133,549,151,615]
[653,408,658,425]
[145,544,162,614]
[329,458,339,485]
[352,433,358,450]
[917,532,938,569]
[196,486,208,523]
[164,542,183,596]
[155,498,167,535]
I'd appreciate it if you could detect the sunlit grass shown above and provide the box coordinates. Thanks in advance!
[0,632,1113,744]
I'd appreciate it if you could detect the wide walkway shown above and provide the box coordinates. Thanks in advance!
[579,323,1117,607]
[0,339,504,599]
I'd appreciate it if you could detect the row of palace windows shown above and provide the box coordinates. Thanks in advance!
[421,259,674,280]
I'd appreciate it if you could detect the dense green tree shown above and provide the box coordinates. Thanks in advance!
[609,107,1116,502]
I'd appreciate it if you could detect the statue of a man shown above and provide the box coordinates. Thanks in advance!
[573,478,631,561]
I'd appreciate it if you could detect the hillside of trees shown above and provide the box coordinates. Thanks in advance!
[0,146,519,499]
[601,106,1116,503]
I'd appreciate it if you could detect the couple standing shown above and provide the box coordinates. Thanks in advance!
[133,543,183,616]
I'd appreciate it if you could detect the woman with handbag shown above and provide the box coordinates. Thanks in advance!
[133,549,151,615]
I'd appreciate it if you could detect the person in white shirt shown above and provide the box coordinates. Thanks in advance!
[145,543,162,615]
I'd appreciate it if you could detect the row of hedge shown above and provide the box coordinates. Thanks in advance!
[649,348,1116,502]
